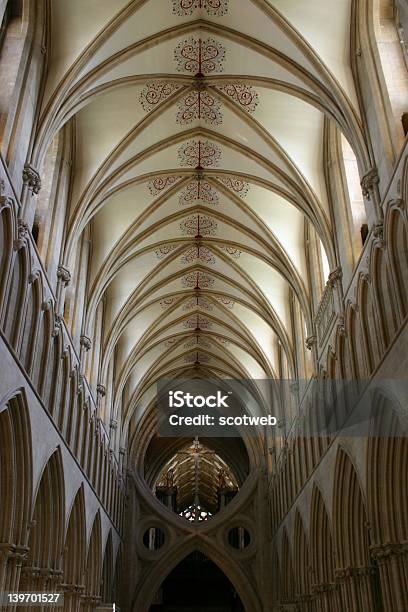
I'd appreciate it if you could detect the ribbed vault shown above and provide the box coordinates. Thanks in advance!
[34,0,371,450]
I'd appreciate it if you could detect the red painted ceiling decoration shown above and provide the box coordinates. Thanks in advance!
[160,297,177,309]
[140,81,181,112]
[178,139,222,168]
[181,271,215,288]
[183,295,213,310]
[148,175,183,196]
[172,0,229,17]
[155,244,179,259]
[184,351,211,363]
[216,176,250,197]
[220,245,242,258]
[179,213,218,236]
[176,90,223,125]
[184,336,211,349]
[216,295,235,308]
[183,315,213,329]
[179,176,220,206]
[174,37,226,75]
[181,245,216,265]
[217,83,259,114]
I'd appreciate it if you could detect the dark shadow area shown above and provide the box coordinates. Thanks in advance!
[149,551,245,611]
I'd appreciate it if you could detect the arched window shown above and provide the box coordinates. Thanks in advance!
[374,0,408,150]
[341,134,368,256]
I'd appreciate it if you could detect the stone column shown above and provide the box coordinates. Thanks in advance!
[312,582,342,612]
[61,583,84,612]
[360,167,383,226]
[56,265,71,316]
[21,163,42,228]
[371,542,408,611]
[335,565,376,611]
[80,594,101,611]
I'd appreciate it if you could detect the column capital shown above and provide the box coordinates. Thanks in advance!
[327,266,343,288]
[370,541,408,559]
[360,167,379,200]
[57,265,71,286]
[96,383,106,397]
[14,218,30,250]
[23,163,42,195]
[305,334,317,350]
[80,335,92,351]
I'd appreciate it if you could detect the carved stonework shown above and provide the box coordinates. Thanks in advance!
[360,167,379,200]
[57,265,71,286]
[337,315,346,337]
[80,335,92,351]
[372,222,384,247]
[370,542,408,560]
[22,163,41,195]
[96,383,106,397]
[14,218,29,250]
[328,266,343,288]
[110,418,118,431]
[51,314,63,337]
[305,334,317,350]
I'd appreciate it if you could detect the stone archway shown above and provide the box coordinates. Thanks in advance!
[132,538,263,612]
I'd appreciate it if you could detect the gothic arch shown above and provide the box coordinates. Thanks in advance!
[0,390,32,594]
[83,510,103,608]
[62,485,86,608]
[101,530,114,605]
[332,446,379,609]
[0,390,32,546]
[293,509,312,604]
[20,447,65,592]
[131,538,262,612]
[367,391,408,544]
[278,528,296,607]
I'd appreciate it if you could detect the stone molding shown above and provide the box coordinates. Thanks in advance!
[22,163,41,195]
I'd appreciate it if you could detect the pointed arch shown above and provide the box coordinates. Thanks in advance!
[0,391,32,547]
[131,537,262,612]
[293,510,312,602]
[83,510,103,606]
[101,530,114,605]
[62,486,86,595]
[333,447,371,568]
[20,447,65,591]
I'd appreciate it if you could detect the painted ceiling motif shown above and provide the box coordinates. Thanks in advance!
[176,90,223,125]
[180,246,216,265]
[172,0,229,18]
[47,0,361,436]
[183,315,213,329]
[178,139,222,168]
[181,271,215,289]
[179,177,220,206]
[140,82,181,112]
[174,37,226,75]
[147,176,183,196]
[179,213,218,236]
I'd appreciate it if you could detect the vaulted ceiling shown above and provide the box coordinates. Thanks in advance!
[39,0,363,435]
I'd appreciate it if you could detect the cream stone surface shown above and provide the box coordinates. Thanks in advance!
[0,0,407,610]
